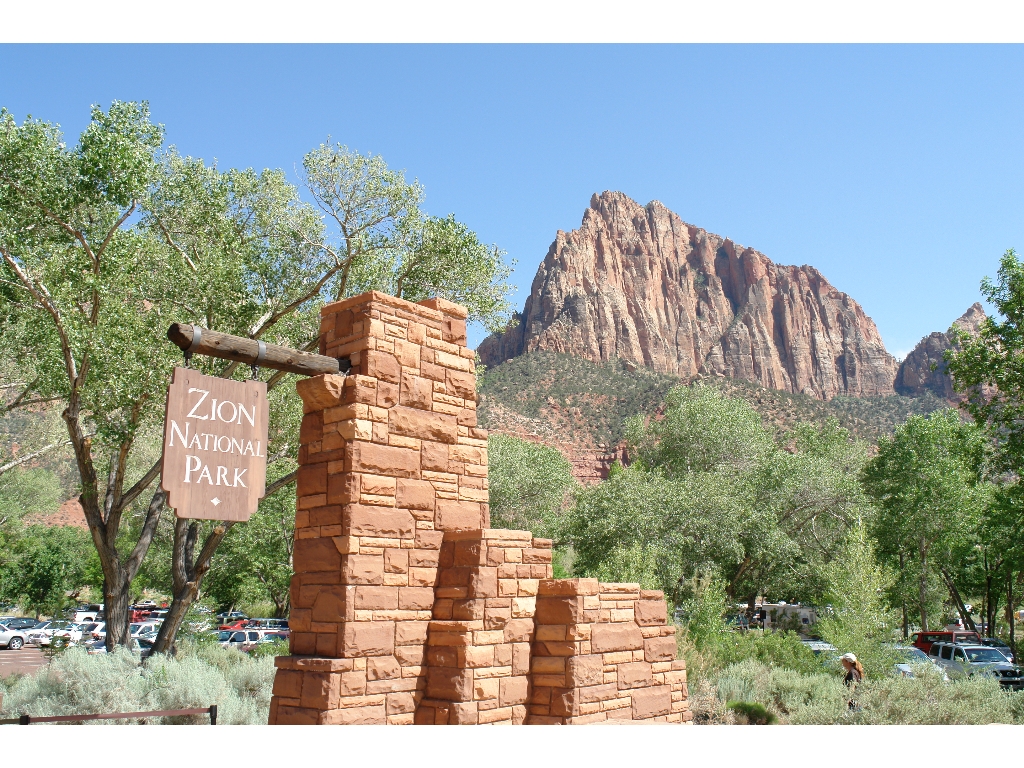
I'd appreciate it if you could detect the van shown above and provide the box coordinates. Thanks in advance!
[911,630,981,655]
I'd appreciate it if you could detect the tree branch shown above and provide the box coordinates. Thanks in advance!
[118,458,163,513]
[125,488,166,581]
[0,440,71,477]
[263,470,297,499]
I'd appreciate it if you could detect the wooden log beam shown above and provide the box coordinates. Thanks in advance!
[167,324,348,378]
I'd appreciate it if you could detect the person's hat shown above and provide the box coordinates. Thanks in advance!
[841,653,857,662]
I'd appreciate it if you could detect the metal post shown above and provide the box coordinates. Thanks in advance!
[209,704,217,725]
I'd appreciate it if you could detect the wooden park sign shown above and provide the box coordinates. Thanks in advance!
[161,367,269,521]
[162,322,348,521]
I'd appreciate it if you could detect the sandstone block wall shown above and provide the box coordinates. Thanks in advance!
[528,579,688,724]
[416,530,552,725]
[269,291,689,725]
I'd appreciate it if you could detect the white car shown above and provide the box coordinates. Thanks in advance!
[79,621,106,641]
[25,620,75,646]
[0,623,28,650]
[69,604,104,623]
[893,645,945,678]
[51,623,88,644]
[131,622,160,638]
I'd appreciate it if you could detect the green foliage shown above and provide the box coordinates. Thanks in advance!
[693,659,1022,724]
[947,249,1024,477]
[727,700,777,724]
[566,385,868,607]
[478,351,680,447]
[814,525,901,679]
[6,525,92,617]
[0,643,274,724]
[202,484,296,617]
[487,434,577,539]
[863,409,990,631]
[247,639,290,658]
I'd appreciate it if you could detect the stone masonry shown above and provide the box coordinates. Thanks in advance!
[268,291,690,725]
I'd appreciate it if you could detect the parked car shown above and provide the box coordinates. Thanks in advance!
[978,637,1014,662]
[217,629,261,651]
[0,617,40,631]
[130,622,160,638]
[25,620,74,646]
[801,640,837,656]
[0,623,28,650]
[87,636,155,658]
[216,611,248,624]
[81,621,106,641]
[928,642,1024,690]
[255,632,289,645]
[52,623,88,644]
[248,618,289,631]
[893,645,945,678]
[911,630,981,655]
[68,604,104,623]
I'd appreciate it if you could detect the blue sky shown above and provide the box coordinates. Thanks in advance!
[2,44,1022,356]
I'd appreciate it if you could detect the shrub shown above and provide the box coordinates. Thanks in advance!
[727,700,777,724]
[0,641,274,724]
[703,659,1024,724]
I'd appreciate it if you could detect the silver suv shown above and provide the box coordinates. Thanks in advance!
[929,642,1024,690]
[0,622,27,650]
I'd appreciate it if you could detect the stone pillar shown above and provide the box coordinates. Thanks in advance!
[527,579,691,724]
[415,530,552,725]
[269,291,487,725]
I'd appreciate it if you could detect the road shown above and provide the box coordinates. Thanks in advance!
[0,647,48,678]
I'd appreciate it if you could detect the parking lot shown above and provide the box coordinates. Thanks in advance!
[0,646,48,678]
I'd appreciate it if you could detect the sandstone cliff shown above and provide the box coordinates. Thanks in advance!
[480,191,899,400]
[894,303,986,399]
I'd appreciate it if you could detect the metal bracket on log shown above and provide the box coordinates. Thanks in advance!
[167,323,349,378]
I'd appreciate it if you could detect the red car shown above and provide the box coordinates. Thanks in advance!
[911,630,981,654]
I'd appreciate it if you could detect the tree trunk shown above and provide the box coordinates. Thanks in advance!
[151,518,234,655]
[941,568,978,634]
[1007,571,1016,657]
[104,569,133,650]
[919,541,929,632]
[900,551,909,638]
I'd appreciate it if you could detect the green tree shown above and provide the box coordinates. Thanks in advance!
[10,525,91,618]
[570,385,867,608]
[946,248,1024,648]
[814,524,901,680]
[863,409,988,632]
[1,105,514,652]
[487,434,576,539]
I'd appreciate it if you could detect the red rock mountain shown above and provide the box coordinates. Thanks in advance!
[480,192,899,400]
[894,303,986,398]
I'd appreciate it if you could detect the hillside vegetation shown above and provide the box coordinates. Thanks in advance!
[477,351,949,448]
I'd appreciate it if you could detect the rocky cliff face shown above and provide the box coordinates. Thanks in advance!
[480,191,899,400]
[894,303,986,399]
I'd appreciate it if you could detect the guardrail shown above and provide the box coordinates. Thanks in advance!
[0,704,217,724]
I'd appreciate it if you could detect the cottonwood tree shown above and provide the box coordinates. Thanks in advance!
[0,104,515,653]
[862,409,989,632]
[566,385,867,607]
[945,248,1024,647]
[487,433,576,540]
